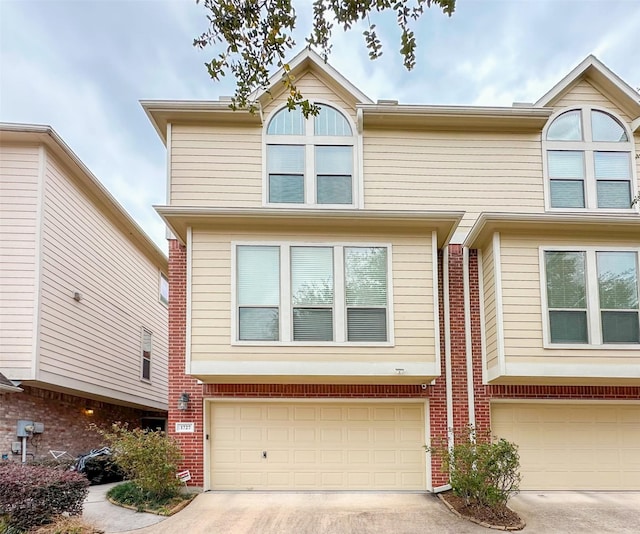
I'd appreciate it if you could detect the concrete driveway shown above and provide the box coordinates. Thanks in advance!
[110,491,640,534]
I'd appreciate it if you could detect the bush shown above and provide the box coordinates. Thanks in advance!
[94,423,182,499]
[31,515,102,534]
[426,426,521,508]
[0,463,89,532]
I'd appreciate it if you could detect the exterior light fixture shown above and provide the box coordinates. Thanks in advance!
[84,408,94,415]
[177,392,190,411]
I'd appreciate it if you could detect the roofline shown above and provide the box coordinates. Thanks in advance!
[0,123,168,271]
[140,100,263,144]
[155,206,464,248]
[464,211,640,248]
[252,48,373,105]
[535,55,640,111]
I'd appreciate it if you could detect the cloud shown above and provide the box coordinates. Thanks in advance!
[1,0,639,256]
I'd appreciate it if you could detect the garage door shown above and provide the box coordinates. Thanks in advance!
[491,403,640,490]
[209,402,427,490]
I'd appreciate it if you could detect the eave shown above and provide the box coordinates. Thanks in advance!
[155,207,463,248]
[0,372,22,393]
[140,100,263,144]
[464,212,640,249]
[0,123,168,272]
[359,104,553,131]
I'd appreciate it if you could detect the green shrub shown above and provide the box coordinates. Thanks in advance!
[0,463,89,532]
[426,426,521,508]
[94,423,182,499]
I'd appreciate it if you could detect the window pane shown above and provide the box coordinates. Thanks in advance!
[267,145,304,173]
[237,246,279,306]
[293,308,333,341]
[550,180,585,208]
[142,358,151,380]
[291,247,334,305]
[597,181,631,208]
[602,311,640,343]
[546,110,582,141]
[314,105,352,136]
[548,151,584,178]
[267,108,304,135]
[545,251,586,308]
[239,308,279,341]
[269,174,304,203]
[159,274,169,305]
[597,251,638,309]
[316,146,352,174]
[549,310,588,343]
[347,308,387,342]
[345,247,388,306]
[317,175,352,204]
[591,110,628,142]
[594,152,630,179]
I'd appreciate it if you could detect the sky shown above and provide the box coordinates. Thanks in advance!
[1,0,639,253]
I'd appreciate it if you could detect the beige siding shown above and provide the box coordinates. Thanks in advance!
[481,239,498,371]
[500,233,640,365]
[553,79,632,122]
[363,131,544,238]
[170,124,262,207]
[0,144,40,378]
[37,151,168,408]
[190,229,435,367]
[262,71,357,123]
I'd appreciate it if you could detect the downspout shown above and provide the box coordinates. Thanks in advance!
[463,247,476,428]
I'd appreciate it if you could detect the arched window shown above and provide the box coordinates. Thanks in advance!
[544,108,634,210]
[265,104,356,206]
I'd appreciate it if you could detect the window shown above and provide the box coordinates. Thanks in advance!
[235,243,391,343]
[544,108,634,210]
[265,104,356,206]
[543,249,639,345]
[159,273,169,305]
[141,328,152,380]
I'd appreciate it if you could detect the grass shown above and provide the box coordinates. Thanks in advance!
[106,482,195,516]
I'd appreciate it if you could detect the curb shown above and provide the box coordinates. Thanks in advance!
[437,494,526,531]
[107,494,195,517]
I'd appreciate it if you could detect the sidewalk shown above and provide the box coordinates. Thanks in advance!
[83,483,167,533]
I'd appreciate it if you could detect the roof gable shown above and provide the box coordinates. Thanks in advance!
[535,55,640,126]
[254,48,373,108]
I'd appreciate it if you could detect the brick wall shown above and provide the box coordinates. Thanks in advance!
[167,239,205,487]
[0,385,158,461]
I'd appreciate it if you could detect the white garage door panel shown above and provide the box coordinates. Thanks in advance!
[210,402,426,490]
[492,403,640,490]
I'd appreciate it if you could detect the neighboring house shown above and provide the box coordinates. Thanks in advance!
[0,124,169,461]
[143,50,640,492]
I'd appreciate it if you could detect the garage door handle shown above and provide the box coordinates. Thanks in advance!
[262,451,267,459]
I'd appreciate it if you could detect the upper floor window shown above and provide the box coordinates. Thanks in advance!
[543,248,639,346]
[544,108,634,210]
[141,328,152,380]
[265,104,356,206]
[159,272,169,306]
[235,243,391,344]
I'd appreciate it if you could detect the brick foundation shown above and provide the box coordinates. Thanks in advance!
[0,385,160,462]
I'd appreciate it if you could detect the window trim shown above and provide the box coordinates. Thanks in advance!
[159,271,169,307]
[231,241,394,346]
[141,327,152,382]
[262,100,362,209]
[542,106,638,213]
[539,245,640,349]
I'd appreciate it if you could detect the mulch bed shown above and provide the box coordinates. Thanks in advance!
[438,491,525,531]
